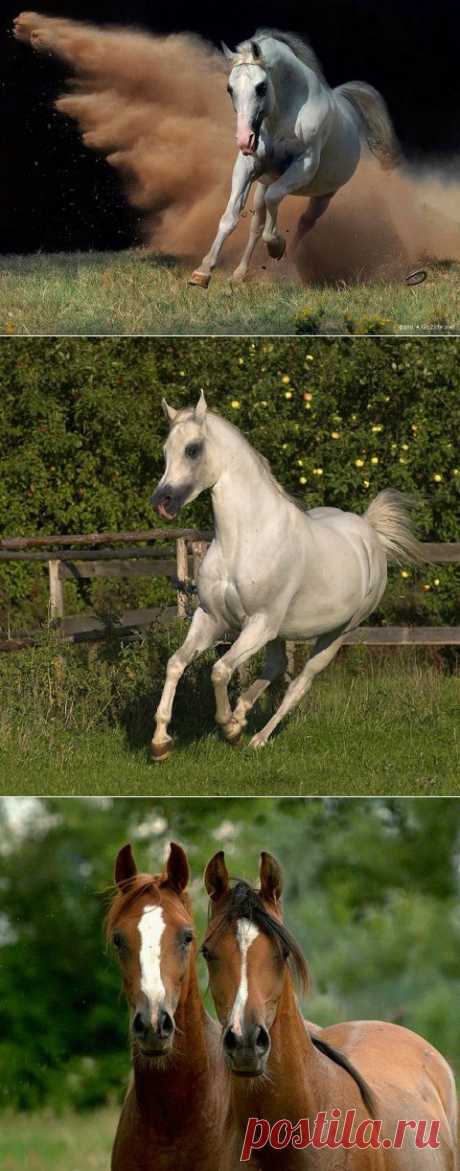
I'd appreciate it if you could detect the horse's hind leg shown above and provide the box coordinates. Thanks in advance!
[249,630,344,749]
[231,638,288,729]
[231,183,266,283]
[294,194,333,250]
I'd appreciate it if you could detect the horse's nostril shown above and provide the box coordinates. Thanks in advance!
[132,1011,148,1038]
[158,1009,174,1038]
[255,1025,270,1053]
[223,1026,239,1053]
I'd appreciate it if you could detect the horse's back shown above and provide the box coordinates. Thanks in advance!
[322,1019,457,1168]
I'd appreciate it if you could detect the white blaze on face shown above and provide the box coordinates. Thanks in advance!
[138,904,166,1021]
[230,918,259,1036]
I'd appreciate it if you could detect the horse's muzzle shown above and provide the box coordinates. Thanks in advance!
[132,1005,175,1056]
[223,1022,271,1075]
[150,483,192,521]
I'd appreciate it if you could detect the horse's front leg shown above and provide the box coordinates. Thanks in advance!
[152,607,225,760]
[263,145,320,259]
[211,614,278,745]
[231,182,267,283]
[189,154,257,288]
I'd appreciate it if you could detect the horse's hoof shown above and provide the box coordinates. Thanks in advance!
[267,237,286,261]
[222,718,244,746]
[189,271,211,289]
[151,739,172,762]
[230,270,247,285]
[248,733,267,750]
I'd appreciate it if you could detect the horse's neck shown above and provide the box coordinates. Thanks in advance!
[209,418,287,556]
[133,966,213,1124]
[263,39,319,126]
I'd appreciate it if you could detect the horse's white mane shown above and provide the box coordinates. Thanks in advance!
[236,28,324,79]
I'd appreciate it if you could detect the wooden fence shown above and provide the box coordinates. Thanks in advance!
[0,528,459,651]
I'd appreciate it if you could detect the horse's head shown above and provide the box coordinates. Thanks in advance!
[222,40,274,155]
[202,850,308,1077]
[151,391,216,520]
[108,841,195,1059]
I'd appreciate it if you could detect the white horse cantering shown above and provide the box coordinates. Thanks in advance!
[150,394,425,759]
[190,28,399,287]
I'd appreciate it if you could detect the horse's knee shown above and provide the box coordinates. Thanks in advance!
[166,652,186,683]
[211,658,232,687]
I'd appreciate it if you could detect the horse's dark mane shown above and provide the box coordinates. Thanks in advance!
[208,880,310,993]
[253,28,325,79]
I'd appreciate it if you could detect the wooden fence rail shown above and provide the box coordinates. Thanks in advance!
[0,529,459,652]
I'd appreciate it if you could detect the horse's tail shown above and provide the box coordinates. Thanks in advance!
[365,489,428,567]
[336,80,400,171]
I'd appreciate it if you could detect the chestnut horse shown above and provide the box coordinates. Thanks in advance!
[107,841,230,1171]
[203,849,458,1170]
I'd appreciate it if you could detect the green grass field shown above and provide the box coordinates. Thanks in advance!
[1,252,459,336]
[1,648,458,795]
[0,1108,115,1171]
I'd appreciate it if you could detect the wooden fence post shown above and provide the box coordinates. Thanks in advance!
[48,559,64,623]
[176,538,189,619]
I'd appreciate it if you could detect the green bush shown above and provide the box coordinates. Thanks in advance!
[0,337,459,628]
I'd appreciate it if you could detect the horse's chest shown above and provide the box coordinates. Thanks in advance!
[259,137,304,181]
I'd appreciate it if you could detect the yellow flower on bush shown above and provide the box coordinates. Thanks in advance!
[313,467,323,476]
[303,392,313,401]
[231,400,240,409]
[285,391,292,399]
[371,456,379,465]
[371,424,383,433]
[299,476,307,485]
[331,431,340,439]
[282,375,290,384]
[400,570,409,579]
[433,473,442,482]
[355,458,364,468]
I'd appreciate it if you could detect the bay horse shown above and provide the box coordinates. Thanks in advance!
[150,393,426,759]
[202,849,458,1169]
[107,841,230,1171]
[190,29,399,287]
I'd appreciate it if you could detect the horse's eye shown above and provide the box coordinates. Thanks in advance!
[181,929,194,948]
[185,442,202,460]
[255,81,267,96]
[112,931,124,950]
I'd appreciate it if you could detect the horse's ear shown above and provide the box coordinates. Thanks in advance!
[115,843,137,887]
[221,41,236,62]
[259,851,283,904]
[162,398,178,425]
[251,40,261,60]
[194,390,207,424]
[204,850,230,902]
[165,841,190,893]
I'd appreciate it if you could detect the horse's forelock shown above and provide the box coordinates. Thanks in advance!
[105,873,192,941]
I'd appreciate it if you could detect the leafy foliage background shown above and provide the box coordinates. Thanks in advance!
[0,796,459,1111]
[0,337,459,629]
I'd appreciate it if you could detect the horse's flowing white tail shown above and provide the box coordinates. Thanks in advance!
[336,81,400,171]
[366,490,428,566]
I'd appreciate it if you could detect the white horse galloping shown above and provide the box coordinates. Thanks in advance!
[150,394,425,759]
[190,28,399,287]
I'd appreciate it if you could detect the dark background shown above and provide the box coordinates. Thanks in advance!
[1,1,458,253]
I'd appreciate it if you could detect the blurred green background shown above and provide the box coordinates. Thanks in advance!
[0,795,459,1120]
